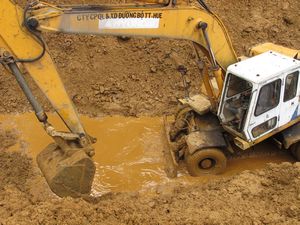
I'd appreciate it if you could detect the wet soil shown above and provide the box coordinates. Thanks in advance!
[0,116,299,224]
[0,113,295,195]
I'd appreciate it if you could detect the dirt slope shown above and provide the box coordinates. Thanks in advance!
[1,0,299,116]
[0,147,299,225]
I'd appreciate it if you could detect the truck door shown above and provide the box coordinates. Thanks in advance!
[279,70,300,126]
[247,78,282,140]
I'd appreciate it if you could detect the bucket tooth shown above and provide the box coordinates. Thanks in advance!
[37,143,96,198]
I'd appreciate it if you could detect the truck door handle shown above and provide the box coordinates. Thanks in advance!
[291,102,294,105]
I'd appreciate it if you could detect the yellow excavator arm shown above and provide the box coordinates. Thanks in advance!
[0,0,238,197]
[27,1,237,70]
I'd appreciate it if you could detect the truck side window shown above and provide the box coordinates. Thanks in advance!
[284,71,299,102]
[255,79,281,116]
[252,117,277,137]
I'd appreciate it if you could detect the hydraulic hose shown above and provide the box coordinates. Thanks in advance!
[15,3,46,63]
[197,0,212,14]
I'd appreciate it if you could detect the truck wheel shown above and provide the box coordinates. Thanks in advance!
[185,148,227,176]
[291,143,300,161]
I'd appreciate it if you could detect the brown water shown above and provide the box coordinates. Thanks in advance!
[0,113,294,195]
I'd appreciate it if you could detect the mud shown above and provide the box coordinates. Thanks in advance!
[0,113,295,194]
[0,115,299,224]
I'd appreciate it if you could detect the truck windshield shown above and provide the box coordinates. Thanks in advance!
[227,74,252,97]
[222,74,253,133]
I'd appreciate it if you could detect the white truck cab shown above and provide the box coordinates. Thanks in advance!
[219,51,300,143]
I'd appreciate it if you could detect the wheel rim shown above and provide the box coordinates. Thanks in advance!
[199,158,215,169]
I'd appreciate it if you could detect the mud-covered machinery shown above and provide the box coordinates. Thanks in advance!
[1,0,299,197]
[166,48,300,177]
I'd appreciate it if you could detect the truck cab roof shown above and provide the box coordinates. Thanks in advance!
[227,51,300,84]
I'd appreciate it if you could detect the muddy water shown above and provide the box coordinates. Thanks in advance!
[0,113,295,195]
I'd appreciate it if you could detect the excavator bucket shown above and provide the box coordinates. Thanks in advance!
[37,143,96,198]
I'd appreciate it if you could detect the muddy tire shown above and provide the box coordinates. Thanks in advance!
[291,143,300,161]
[185,148,227,176]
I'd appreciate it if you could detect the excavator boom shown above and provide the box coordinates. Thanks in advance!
[27,1,237,71]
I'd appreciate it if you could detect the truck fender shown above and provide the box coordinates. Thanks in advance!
[185,130,227,155]
[281,122,300,149]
